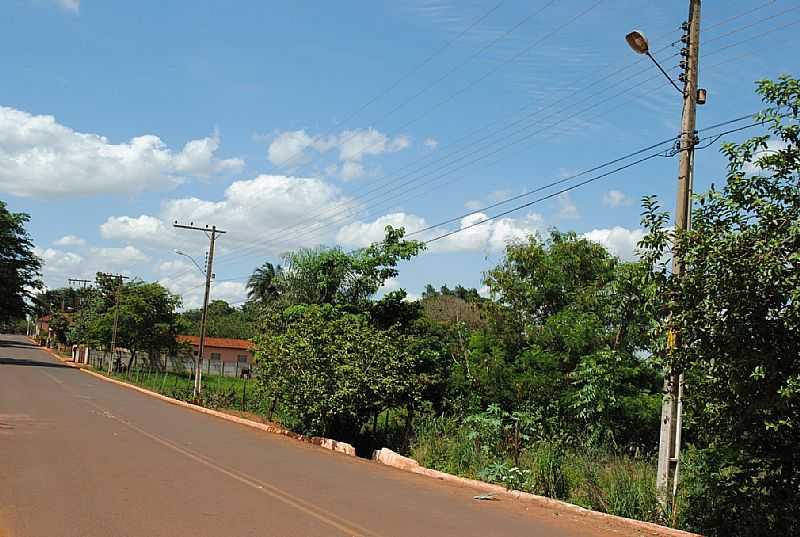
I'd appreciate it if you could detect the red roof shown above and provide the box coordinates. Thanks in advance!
[176,335,253,350]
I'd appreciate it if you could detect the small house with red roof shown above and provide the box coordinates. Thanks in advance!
[176,335,255,375]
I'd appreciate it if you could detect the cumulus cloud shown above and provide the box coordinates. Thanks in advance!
[337,210,542,253]
[602,189,632,208]
[582,227,644,261]
[268,127,411,180]
[54,235,85,246]
[104,174,355,257]
[0,106,243,199]
[155,259,247,309]
[89,246,149,266]
[336,213,427,248]
[35,244,149,289]
[35,247,83,275]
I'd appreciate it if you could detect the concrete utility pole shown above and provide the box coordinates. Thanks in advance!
[656,0,702,507]
[100,273,129,375]
[173,222,226,397]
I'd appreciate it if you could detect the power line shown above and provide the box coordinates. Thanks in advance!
[157,6,798,285]
[421,117,774,246]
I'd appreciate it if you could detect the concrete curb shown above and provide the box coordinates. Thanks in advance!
[37,341,356,458]
[372,448,701,537]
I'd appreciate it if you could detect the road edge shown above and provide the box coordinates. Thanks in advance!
[34,340,701,537]
[34,340,357,458]
[371,448,701,537]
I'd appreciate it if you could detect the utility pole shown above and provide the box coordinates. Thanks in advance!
[68,278,93,363]
[99,273,129,375]
[656,0,702,508]
[173,222,226,398]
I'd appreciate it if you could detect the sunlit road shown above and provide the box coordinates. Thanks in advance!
[1,335,636,537]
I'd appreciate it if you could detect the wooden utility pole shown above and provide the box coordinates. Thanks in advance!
[656,0,701,507]
[173,222,226,397]
[100,273,129,375]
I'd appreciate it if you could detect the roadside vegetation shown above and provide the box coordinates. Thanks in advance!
[6,76,798,537]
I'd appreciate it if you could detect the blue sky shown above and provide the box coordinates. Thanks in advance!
[2,0,798,308]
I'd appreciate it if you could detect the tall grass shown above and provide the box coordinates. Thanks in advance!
[411,416,673,527]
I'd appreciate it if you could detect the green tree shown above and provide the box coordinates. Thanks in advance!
[475,231,660,445]
[178,300,255,339]
[0,200,42,323]
[246,262,283,303]
[73,277,182,368]
[255,303,445,443]
[275,226,424,309]
[640,76,800,536]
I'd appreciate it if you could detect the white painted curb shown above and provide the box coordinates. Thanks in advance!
[372,448,701,537]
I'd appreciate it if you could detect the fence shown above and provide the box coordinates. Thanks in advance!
[85,349,251,378]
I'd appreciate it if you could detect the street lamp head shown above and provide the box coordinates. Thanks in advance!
[626,30,649,55]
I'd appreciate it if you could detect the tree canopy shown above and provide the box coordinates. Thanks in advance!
[640,75,800,536]
[0,200,42,323]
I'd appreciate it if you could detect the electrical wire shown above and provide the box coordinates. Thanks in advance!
[158,5,798,286]
[421,117,777,245]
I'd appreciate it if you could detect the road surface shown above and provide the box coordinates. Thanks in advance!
[1,335,645,537]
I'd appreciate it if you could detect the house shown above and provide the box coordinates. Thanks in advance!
[176,335,254,375]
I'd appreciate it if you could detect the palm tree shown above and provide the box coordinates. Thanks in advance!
[246,262,283,303]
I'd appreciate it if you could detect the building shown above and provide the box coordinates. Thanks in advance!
[176,335,254,375]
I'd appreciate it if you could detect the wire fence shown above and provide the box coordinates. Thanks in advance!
[85,348,251,378]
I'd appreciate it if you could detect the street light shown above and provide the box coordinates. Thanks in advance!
[174,250,206,275]
[625,30,649,54]
[626,30,684,96]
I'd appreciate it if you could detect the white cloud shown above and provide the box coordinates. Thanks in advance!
[557,192,579,219]
[35,247,83,275]
[423,138,439,150]
[478,284,491,298]
[100,215,176,247]
[582,227,644,261]
[337,210,542,253]
[155,260,247,309]
[89,246,150,266]
[106,174,354,258]
[57,0,79,12]
[336,212,427,248]
[464,200,483,211]
[268,127,410,180]
[744,140,788,175]
[602,189,631,208]
[54,234,85,246]
[0,106,243,199]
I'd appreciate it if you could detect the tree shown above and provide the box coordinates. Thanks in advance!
[271,226,424,309]
[246,262,283,303]
[640,76,800,536]
[73,277,182,368]
[0,200,42,323]
[178,300,255,339]
[472,230,660,445]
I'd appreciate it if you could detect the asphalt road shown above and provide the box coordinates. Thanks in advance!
[1,335,642,537]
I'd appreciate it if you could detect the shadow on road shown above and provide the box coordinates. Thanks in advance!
[0,357,71,369]
[0,336,36,349]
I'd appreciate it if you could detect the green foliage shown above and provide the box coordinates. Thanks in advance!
[253,226,425,309]
[178,299,256,339]
[639,75,800,536]
[71,276,182,366]
[0,200,42,323]
[446,231,661,447]
[254,302,444,442]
